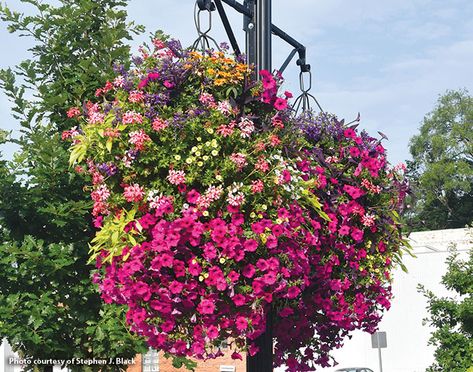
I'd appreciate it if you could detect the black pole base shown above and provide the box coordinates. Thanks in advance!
[246,308,273,372]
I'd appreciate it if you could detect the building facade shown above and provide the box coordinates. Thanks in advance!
[127,348,245,372]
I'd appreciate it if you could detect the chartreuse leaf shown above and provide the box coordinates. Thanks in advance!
[68,136,88,166]
[88,207,143,264]
[299,185,331,221]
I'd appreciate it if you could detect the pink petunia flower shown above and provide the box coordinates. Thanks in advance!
[274,97,288,111]
[197,299,215,315]
[235,316,248,331]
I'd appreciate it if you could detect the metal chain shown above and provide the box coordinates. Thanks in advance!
[191,1,221,53]
[292,68,325,116]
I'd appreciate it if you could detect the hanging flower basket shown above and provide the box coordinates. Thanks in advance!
[64,33,409,371]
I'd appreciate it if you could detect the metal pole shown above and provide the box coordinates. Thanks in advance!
[255,0,272,73]
[243,0,256,67]
[246,307,273,372]
[377,334,384,372]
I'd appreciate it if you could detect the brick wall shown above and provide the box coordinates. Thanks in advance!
[127,349,246,372]
[127,354,142,372]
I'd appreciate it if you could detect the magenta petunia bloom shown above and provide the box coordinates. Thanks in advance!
[197,299,215,315]
[274,97,288,111]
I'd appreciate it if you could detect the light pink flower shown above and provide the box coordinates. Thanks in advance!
[123,184,144,203]
[88,112,105,124]
[122,111,144,125]
[217,100,232,116]
[91,185,110,202]
[129,129,151,151]
[113,75,125,88]
[128,90,145,103]
[167,170,186,185]
[229,153,248,170]
[362,214,376,227]
[199,92,216,107]
[227,191,245,207]
[251,180,264,193]
[255,157,270,173]
[238,117,255,138]
[67,107,81,118]
[152,117,168,131]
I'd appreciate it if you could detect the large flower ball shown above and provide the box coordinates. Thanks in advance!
[64,34,409,371]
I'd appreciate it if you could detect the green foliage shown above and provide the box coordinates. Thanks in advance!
[407,89,473,230]
[419,236,473,371]
[0,0,146,370]
[165,353,197,371]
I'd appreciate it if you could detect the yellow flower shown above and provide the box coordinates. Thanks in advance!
[219,257,226,264]
[261,205,267,211]
[174,155,181,160]
[216,175,223,181]
[195,151,201,157]
[197,137,202,142]
[207,128,214,134]
[191,147,198,153]
[186,157,193,164]
[203,210,209,216]
[259,234,267,244]
[250,212,256,218]
[197,161,204,167]
[211,150,218,156]
[198,275,204,282]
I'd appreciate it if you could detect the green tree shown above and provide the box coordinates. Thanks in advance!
[407,89,473,231]
[419,238,473,372]
[0,1,146,371]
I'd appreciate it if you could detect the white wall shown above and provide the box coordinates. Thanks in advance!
[318,228,471,372]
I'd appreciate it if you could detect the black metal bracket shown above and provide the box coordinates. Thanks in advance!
[197,0,216,11]
[201,0,311,74]
[214,0,242,56]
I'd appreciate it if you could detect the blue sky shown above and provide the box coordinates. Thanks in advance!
[1,0,473,164]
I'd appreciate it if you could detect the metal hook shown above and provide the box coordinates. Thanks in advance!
[299,69,312,93]
[292,68,326,116]
[191,1,221,53]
